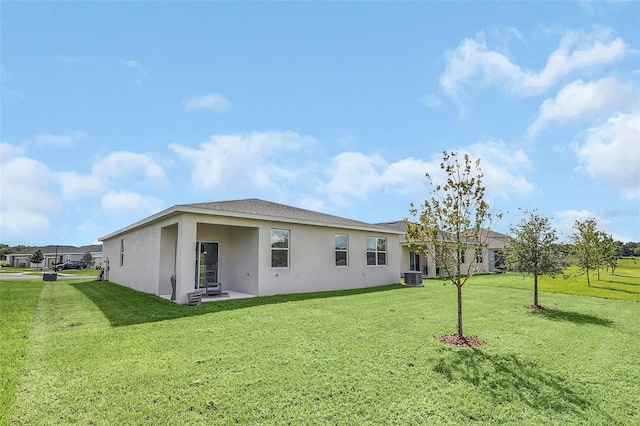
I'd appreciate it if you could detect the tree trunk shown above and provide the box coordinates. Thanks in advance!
[586,267,591,286]
[534,273,539,307]
[457,284,463,338]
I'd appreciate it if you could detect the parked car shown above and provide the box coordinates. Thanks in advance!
[54,261,85,271]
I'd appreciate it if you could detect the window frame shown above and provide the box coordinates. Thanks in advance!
[366,236,387,266]
[120,238,125,267]
[270,229,290,268]
[335,234,349,267]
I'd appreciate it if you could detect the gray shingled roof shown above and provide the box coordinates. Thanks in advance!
[9,244,102,255]
[375,220,407,233]
[181,199,396,231]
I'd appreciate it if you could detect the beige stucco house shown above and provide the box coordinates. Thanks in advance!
[378,221,509,278]
[5,245,102,268]
[99,199,402,304]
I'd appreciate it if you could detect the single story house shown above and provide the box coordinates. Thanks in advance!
[378,221,509,278]
[99,199,403,304]
[5,245,103,268]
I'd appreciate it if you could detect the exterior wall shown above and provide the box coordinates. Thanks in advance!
[192,214,400,297]
[159,224,178,296]
[8,255,31,267]
[103,219,170,295]
[103,211,401,303]
[256,223,401,296]
[399,245,493,278]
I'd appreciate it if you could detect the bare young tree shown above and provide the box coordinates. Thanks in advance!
[506,209,565,309]
[406,151,500,345]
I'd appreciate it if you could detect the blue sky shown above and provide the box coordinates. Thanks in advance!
[1,1,639,247]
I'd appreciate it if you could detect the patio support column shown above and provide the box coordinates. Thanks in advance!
[175,216,197,304]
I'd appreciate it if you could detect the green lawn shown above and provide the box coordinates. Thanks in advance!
[1,267,100,277]
[459,257,640,302]
[2,277,639,425]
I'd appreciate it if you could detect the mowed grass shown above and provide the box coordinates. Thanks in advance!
[0,281,44,425]
[1,267,100,277]
[2,277,640,425]
[464,257,640,302]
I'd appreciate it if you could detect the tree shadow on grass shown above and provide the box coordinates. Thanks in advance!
[590,283,640,295]
[530,309,614,327]
[432,349,612,422]
[70,280,406,327]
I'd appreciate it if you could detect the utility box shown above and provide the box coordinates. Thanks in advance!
[43,273,58,282]
[404,271,423,287]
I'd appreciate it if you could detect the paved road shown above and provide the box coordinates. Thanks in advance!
[0,273,95,281]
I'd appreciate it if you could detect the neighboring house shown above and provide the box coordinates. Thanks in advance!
[99,199,403,304]
[378,221,509,278]
[6,245,103,268]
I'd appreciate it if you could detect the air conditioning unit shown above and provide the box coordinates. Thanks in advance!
[404,271,423,286]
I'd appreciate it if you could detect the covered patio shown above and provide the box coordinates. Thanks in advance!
[160,289,256,304]
[158,218,261,304]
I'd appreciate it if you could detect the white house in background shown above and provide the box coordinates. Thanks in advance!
[99,199,402,304]
[6,245,103,268]
[378,221,509,278]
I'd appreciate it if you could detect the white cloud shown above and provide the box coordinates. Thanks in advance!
[461,141,535,201]
[322,152,388,202]
[554,209,611,240]
[169,131,312,190]
[380,157,440,198]
[528,77,635,137]
[0,142,24,158]
[0,150,60,238]
[121,59,148,88]
[0,142,169,239]
[100,191,163,213]
[183,93,232,112]
[91,151,167,184]
[56,55,94,64]
[419,94,442,108]
[57,171,106,200]
[441,28,629,101]
[1,86,25,101]
[52,151,167,203]
[34,131,87,147]
[299,197,326,213]
[574,111,640,199]
[319,141,534,207]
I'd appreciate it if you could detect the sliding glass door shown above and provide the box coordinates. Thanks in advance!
[196,242,219,289]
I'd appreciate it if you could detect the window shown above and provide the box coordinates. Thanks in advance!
[458,249,465,264]
[475,248,483,264]
[366,237,387,266]
[335,234,348,266]
[409,251,420,271]
[120,239,125,267]
[271,229,289,268]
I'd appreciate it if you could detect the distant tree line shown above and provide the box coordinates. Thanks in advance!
[620,241,640,257]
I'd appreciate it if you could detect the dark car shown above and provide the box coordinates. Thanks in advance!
[54,261,85,271]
